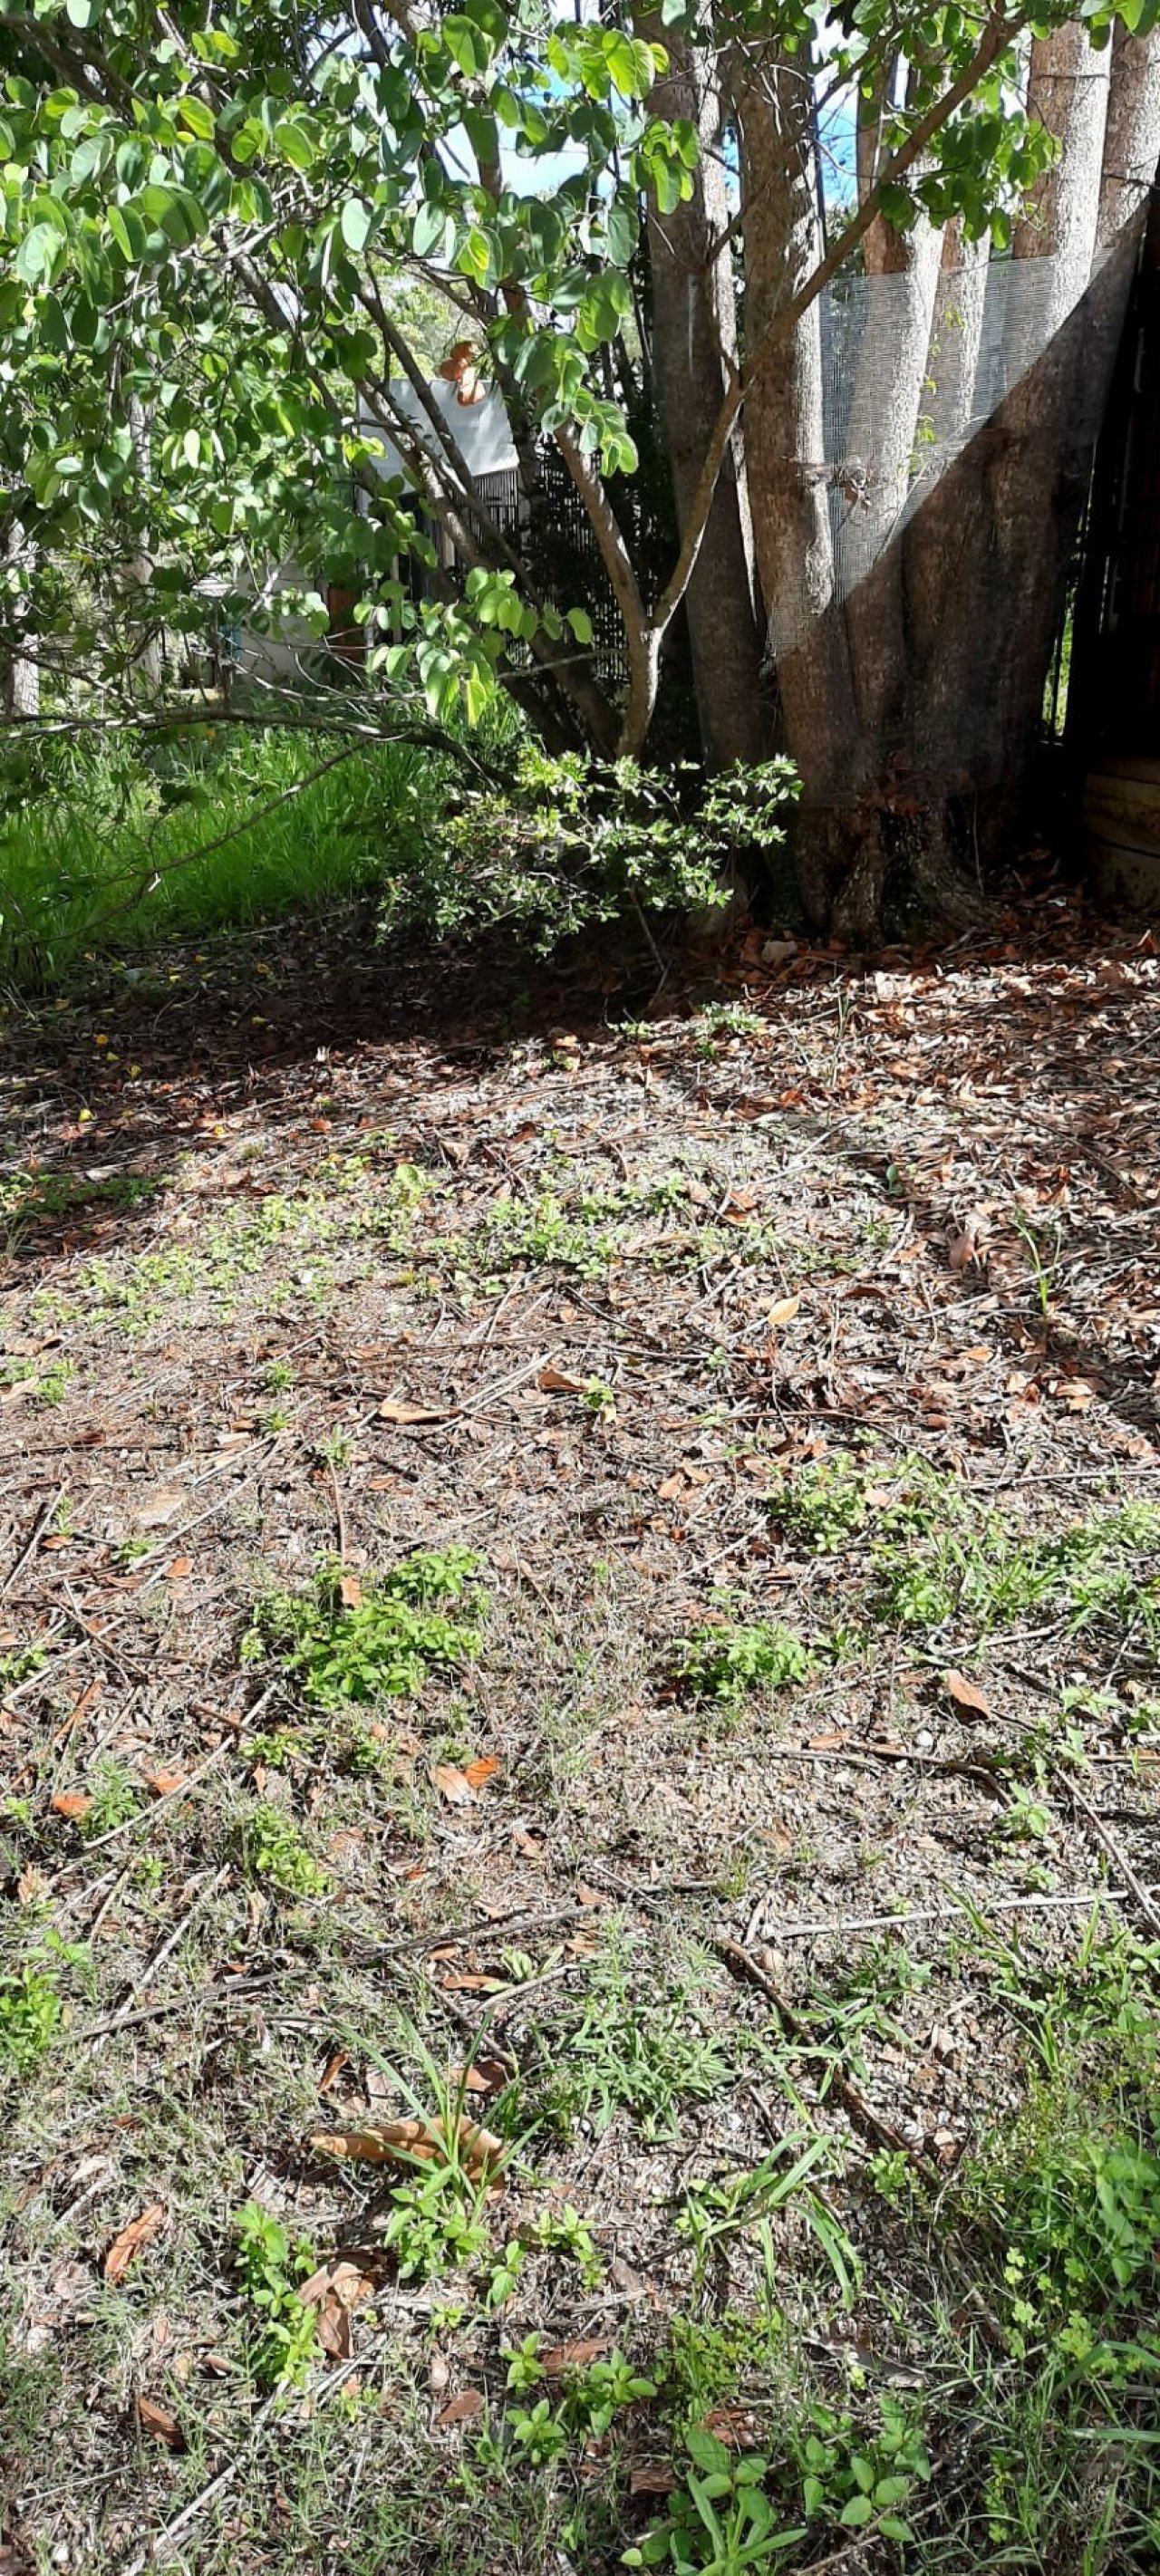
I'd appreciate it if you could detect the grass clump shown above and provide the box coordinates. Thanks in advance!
[538,1930,738,2142]
[243,1548,483,1707]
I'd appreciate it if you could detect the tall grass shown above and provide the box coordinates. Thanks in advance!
[0,719,485,989]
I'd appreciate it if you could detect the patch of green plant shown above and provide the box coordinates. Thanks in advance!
[373,744,798,955]
[0,1965,62,2074]
[768,1453,1160,1643]
[669,1619,812,1704]
[243,1548,483,1707]
[790,2394,930,2543]
[674,2136,836,2283]
[79,1758,143,1838]
[0,1638,49,1693]
[624,2428,805,2571]
[239,1799,331,1898]
[234,2201,319,2390]
[500,2341,656,2468]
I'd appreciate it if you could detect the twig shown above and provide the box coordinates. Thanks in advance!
[327,1453,350,1564]
[714,1934,917,2161]
[1061,1774,1160,1944]
[0,1481,66,1598]
[749,1883,1160,1943]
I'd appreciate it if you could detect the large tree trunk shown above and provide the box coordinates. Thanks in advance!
[735,42,864,916]
[772,19,1159,938]
[643,18,767,767]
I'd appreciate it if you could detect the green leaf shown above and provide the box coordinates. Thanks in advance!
[64,0,102,24]
[178,95,216,142]
[412,199,450,261]
[340,198,372,253]
[839,2495,875,2528]
[15,222,62,284]
[566,606,594,646]
[686,2430,731,2478]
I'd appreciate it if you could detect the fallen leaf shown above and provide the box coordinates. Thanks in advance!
[104,2203,166,2284]
[378,1399,445,1424]
[51,1790,92,1821]
[541,2338,609,2375]
[143,1770,186,1798]
[630,2465,679,2496]
[463,1754,499,1790]
[433,1763,473,1805]
[317,2046,349,2095]
[537,1365,586,1395]
[311,2117,504,2184]
[165,1556,193,1582]
[133,1487,184,1529]
[942,1669,992,1720]
[657,1471,687,1500]
[339,1573,362,1608]
[54,1675,102,1743]
[767,1294,802,1329]
[136,2396,183,2449]
[437,2388,485,2426]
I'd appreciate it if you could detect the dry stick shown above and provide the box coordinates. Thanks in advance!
[1062,1774,1160,1944]
[0,1481,66,1599]
[751,1883,1160,1944]
[327,1453,350,1565]
[714,1934,915,2161]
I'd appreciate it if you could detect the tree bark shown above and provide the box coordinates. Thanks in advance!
[643,17,767,767]
[735,41,862,920]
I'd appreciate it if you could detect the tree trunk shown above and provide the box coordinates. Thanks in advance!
[735,41,862,919]
[643,18,767,767]
[1097,22,1160,246]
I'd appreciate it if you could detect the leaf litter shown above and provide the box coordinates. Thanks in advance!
[1,895,1159,2569]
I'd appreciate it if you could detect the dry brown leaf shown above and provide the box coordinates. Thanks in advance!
[136,2396,183,2448]
[311,2116,505,2183]
[541,2338,609,2375]
[437,2388,485,2426]
[767,1294,802,1329]
[630,2465,679,2496]
[657,1471,686,1500]
[462,1754,499,1790]
[537,1365,586,1395]
[143,1770,186,1798]
[338,1572,362,1607]
[51,1790,92,1821]
[378,1398,445,1424]
[433,1763,473,1805]
[942,1669,992,1720]
[165,1556,193,1582]
[317,2046,349,2095]
[104,2203,166,2284]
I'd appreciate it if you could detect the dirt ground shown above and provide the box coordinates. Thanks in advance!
[2,889,1159,2576]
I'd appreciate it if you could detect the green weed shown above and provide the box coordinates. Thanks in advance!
[539,1933,738,2141]
[235,2201,319,2390]
[239,1799,331,1898]
[669,1619,811,1704]
[243,1548,482,1707]
[0,1965,62,2074]
[624,2429,804,2572]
